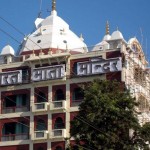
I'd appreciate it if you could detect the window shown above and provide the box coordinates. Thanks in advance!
[37,92,46,103]
[55,89,65,101]
[54,117,64,129]
[138,96,149,112]
[2,122,16,135]
[3,94,28,107]
[22,69,29,83]
[37,40,41,43]
[73,88,84,101]
[55,146,62,150]
[38,147,44,150]
[73,62,77,75]
[36,119,47,131]
[134,67,145,83]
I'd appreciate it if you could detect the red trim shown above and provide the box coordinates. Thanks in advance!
[34,86,48,102]
[2,66,30,72]
[34,115,48,130]
[52,113,65,129]
[33,143,47,150]
[1,89,30,97]
[52,85,66,101]
[70,57,89,77]
[70,112,78,121]
[51,141,65,150]
[106,71,121,81]
[0,145,29,150]
[70,83,84,107]
[106,51,121,59]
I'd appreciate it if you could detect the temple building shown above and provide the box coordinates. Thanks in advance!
[0,0,150,150]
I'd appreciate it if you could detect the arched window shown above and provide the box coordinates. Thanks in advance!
[138,96,149,112]
[37,92,46,103]
[55,146,62,150]
[54,117,64,129]
[36,119,47,131]
[73,88,84,101]
[55,89,65,101]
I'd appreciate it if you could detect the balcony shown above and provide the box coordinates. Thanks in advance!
[1,133,29,141]
[32,102,49,112]
[2,106,29,114]
[50,100,66,111]
[33,130,48,140]
[50,129,66,139]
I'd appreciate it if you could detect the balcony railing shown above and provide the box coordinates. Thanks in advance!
[51,129,66,139]
[33,130,48,140]
[71,99,83,107]
[2,106,29,114]
[1,133,29,141]
[32,102,49,112]
[50,100,66,110]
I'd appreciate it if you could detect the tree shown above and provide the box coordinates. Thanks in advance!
[68,79,150,150]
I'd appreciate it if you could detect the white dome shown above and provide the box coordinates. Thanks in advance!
[92,41,109,51]
[103,34,111,41]
[111,30,124,40]
[128,37,138,45]
[20,10,87,54]
[35,18,44,28]
[1,45,15,55]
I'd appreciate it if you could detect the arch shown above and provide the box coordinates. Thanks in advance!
[55,146,63,150]
[138,95,149,111]
[73,87,84,101]
[36,119,47,131]
[55,89,65,101]
[54,117,64,129]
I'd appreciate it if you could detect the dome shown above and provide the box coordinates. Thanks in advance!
[19,10,87,54]
[111,30,124,40]
[1,45,15,56]
[103,34,111,41]
[128,37,138,45]
[92,41,109,51]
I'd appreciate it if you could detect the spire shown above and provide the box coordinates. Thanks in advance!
[52,0,56,11]
[106,21,110,35]
[80,33,84,41]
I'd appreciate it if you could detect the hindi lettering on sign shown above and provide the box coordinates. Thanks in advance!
[0,70,22,86]
[32,64,65,82]
[77,57,122,76]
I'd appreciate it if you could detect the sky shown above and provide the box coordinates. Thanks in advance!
[0,0,150,60]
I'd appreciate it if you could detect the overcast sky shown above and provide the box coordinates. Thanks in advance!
[0,0,150,61]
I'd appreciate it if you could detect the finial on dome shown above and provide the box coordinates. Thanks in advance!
[52,0,56,11]
[80,33,84,41]
[106,21,110,35]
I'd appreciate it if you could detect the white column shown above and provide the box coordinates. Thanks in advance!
[29,142,33,150]
[65,56,71,149]
[47,141,51,150]
[29,112,34,150]
[30,86,34,146]
[48,85,52,150]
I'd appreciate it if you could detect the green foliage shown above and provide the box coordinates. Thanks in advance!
[68,79,150,150]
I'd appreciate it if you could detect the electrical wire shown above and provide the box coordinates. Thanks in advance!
[0,14,148,149]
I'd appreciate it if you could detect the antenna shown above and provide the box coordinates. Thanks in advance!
[145,38,148,60]
[140,27,143,48]
[38,0,43,17]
